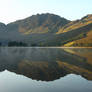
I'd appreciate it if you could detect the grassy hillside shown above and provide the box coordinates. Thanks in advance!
[57,14,92,47]
[57,14,92,34]
[64,31,92,47]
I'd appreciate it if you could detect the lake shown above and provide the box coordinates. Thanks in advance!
[0,47,92,92]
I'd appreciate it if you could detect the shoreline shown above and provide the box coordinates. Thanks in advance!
[0,47,92,48]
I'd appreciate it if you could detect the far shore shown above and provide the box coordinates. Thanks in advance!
[0,47,92,48]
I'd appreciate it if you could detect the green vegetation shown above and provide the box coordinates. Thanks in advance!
[8,41,27,47]
[0,42,2,46]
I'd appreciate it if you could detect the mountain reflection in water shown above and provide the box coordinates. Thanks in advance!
[0,47,92,81]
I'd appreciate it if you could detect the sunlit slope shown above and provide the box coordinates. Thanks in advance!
[64,31,92,47]
[57,14,92,46]
[57,14,92,34]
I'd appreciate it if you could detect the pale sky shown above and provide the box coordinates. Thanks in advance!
[0,0,92,24]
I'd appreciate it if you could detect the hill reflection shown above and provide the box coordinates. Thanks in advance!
[0,47,92,81]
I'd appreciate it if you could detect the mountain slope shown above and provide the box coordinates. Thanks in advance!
[57,14,92,34]
[57,14,92,47]
[64,31,92,47]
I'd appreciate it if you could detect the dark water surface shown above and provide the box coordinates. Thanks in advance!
[0,47,92,92]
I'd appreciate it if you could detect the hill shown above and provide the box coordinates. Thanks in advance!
[7,13,70,34]
[58,14,92,47]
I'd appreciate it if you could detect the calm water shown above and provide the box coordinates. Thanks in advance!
[0,47,92,92]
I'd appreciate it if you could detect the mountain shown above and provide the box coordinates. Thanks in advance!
[7,13,70,34]
[58,14,92,47]
[0,23,7,44]
[0,13,92,46]
[0,22,6,31]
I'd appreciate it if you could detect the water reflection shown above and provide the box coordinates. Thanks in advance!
[0,47,92,81]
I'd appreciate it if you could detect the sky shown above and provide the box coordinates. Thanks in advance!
[0,0,92,24]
